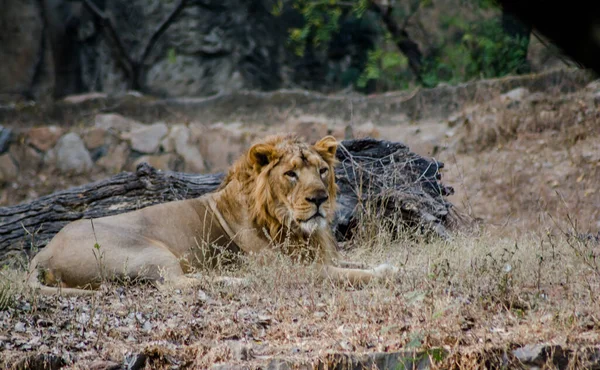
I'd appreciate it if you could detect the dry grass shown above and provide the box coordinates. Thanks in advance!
[2,213,600,368]
[444,84,600,236]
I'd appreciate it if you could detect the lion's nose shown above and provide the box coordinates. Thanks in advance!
[306,191,329,207]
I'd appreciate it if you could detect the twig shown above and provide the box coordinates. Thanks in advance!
[81,0,188,90]
[139,0,188,66]
[81,0,134,77]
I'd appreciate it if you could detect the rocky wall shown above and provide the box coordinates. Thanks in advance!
[0,0,378,102]
[0,113,380,205]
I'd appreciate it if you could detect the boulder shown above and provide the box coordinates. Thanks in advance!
[192,123,252,172]
[95,113,144,132]
[55,133,93,174]
[9,145,43,170]
[83,127,107,150]
[0,0,53,101]
[128,122,168,154]
[0,154,18,184]
[97,142,130,173]
[169,125,206,173]
[28,126,64,151]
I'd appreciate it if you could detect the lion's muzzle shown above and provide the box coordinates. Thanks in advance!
[305,190,329,207]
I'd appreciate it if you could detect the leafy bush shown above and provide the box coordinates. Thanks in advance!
[278,0,532,91]
[421,16,530,87]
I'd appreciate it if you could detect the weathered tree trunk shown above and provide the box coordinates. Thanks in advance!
[0,138,455,263]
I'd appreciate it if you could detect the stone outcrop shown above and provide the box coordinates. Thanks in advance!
[0,0,54,102]
[53,133,94,174]
[0,0,377,101]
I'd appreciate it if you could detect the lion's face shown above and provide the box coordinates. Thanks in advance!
[247,135,338,237]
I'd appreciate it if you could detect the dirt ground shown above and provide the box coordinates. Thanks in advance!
[440,83,600,237]
[1,80,600,369]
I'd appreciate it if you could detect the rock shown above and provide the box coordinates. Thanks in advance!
[123,353,147,370]
[128,123,168,154]
[225,341,253,361]
[95,113,144,132]
[72,0,378,98]
[585,80,600,92]
[160,135,175,153]
[62,92,108,104]
[170,125,206,173]
[14,322,26,333]
[27,126,64,151]
[55,133,93,174]
[146,55,241,97]
[192,122,250,172]
[0,125,12,154]
[132,153,181,171]
[142,321,152,332]
[286,116,330,144]
[512,344,569,368]
[500,87,530,103]
[9,144,43,170]
[97,142,130,173]
[0,0,45,100]
[83,127,107,150]
[0,154,18,184]
[43,148,57,167]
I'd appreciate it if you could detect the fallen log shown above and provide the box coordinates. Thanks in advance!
[0,138,455,263]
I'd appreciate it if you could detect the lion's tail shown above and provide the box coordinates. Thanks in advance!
[27,258,97,297]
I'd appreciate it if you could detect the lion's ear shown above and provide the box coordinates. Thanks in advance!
[248,143,278,169]
[314,135,338,160]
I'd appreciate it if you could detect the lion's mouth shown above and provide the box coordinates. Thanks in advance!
[298,212,324,223]
[297,212,327,234]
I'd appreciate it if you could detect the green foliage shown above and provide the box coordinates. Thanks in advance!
[357,43,409,88]
[356,28,412,89]
[421,16,530,87]
[285,0,357,56]
[167,48,177,65]
[281,0,531,91]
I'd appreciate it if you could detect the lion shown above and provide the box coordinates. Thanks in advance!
[27,134,398,295]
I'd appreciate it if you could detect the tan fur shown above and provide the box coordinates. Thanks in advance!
[27,134,397,295]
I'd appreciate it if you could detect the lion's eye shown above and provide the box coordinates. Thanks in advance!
[319,167,328,175]
[285,170,297,179]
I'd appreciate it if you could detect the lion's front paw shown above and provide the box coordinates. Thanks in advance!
[371,263,399,279]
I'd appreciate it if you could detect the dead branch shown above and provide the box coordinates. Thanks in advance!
[139,0,187,68]
[80,0,188,90]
